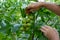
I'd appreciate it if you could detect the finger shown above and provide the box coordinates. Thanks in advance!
[26,8,36,13]
[25,8,31,13]
[44,25,52,30]
[40,29,48,37]
[26,4,33,10]
[53,28,58,33]
[41,27,49,31]
[26,7,33,13]
[30,9,37,12]
[26,7,32,10]
[53,28,59,36]
[40,29,46,33]
[25,10,30,13]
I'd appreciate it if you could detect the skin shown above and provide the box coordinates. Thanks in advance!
[40,26,59,40]
[26,2,60,15]
[26,2,60,40]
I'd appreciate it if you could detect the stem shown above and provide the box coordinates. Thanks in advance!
[31,12,38,40]
[32,14,35,40]
[32,31,34,40]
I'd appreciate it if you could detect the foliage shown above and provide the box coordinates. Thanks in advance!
[0,0,60,40]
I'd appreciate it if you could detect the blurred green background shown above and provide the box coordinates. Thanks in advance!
[0,0,60,40]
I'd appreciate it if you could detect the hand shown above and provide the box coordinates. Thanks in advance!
[40,26,59,40]
[26,2,44,14]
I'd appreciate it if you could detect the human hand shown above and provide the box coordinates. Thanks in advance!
[40,26,59,40]
[26,2,44,14]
